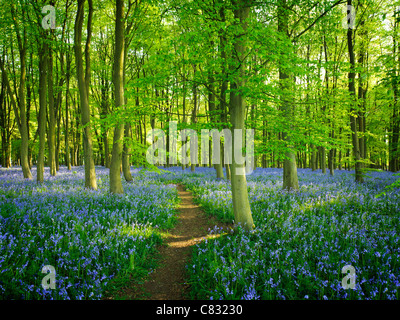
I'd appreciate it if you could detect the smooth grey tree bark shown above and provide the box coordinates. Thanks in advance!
[278,0,299,191]
[347,0,363,183]
[37,42,48,184]
[110,0,126,194]
[229,0,254,231]
[74,0,97,189]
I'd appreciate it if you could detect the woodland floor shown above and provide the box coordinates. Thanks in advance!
[111,184,232,300]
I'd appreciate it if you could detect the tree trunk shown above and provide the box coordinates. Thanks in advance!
[262,120,267,168]
[100,75,110,168]
[329,134,335,176]
[215,6,228,179]
[27,55,33,169]
[0,69,13,169]
[229,0,254,231]
[55,50,65,172]
[390,10,400,172]
[17,31,32,179]
[37,42,48,183]
[278,0,299,191]
[358,15,368,170]
[47,48,57,176]
[347,0,363,183]
[191,64,197,172]
[329,148,335,175]
[208,67,215,169]
[311,144,317,171]
[65,50,71,170]
[320,146,326,174]
[122,123,133,181]
[110,0,125,194]
[121,28,133,182]
[55,103,61,171]
[74,0,97,189]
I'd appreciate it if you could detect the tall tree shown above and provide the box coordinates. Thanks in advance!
[121,3,135,183]
[37,42,48,184]
[390,7,400,172]
[346,0,364,183]
[13,5,32,179]
[229,0,255,231]
[278,0,300,191]
[74,0,97,189]
[110,0,126,194]
[47,42,57,176]
[0,59,13,169]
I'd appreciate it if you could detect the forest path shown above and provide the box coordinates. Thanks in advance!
[120,184,231,300]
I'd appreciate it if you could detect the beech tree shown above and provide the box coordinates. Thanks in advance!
[109,0,126,194]
[74,0,97,189]
[228,0,255,231]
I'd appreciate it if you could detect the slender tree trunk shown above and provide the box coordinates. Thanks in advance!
[0,71,6,167]
[47,48,57,176]
[37,42,48,183]
[249,90,257,172]
[191,64,197,172]
[390,107,400,172]
[74,0,97,189]
[262,120,267,168]
[329,133,335,176]
[208,67,224,177]
[390,11,400,172]
[100,75,110,168]
[65,51,71,170]
[110,0,125,194]
[27,55,33,169]
[358,15,367,170]
[181,77,187,171]
[320,146,326,174]
[0,69,12,169]
[215,6,228,179]
[18,36,32,179]
[56,104,61,171]
[55,51,64,172]
[122,29,133,182]
[229,0,254,231]
[72,94,79,167]
[278,0,299,191]
[122,123,133,181]
[390,93,400,172]
[3,134,11,168]
[311,144,317,171]
[347,0,363,182]
[208,67,215,169]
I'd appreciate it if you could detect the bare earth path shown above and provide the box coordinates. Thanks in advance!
[120,184,231,300]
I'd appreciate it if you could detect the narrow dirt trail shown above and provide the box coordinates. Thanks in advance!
[121,184,231,300]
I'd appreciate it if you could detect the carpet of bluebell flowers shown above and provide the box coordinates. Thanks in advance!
[0,166,179,300]
[154,167,400,300]
[1,165,399,300]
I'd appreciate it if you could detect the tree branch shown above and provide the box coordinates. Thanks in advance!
[292,0,347,42]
